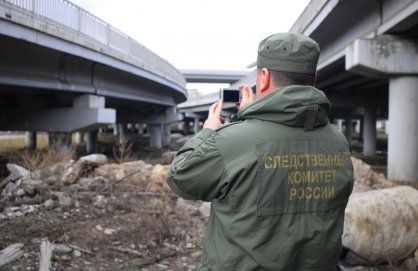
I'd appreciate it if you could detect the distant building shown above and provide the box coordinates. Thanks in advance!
[187,89,201,98]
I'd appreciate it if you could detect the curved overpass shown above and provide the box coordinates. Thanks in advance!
[0,0,187,148]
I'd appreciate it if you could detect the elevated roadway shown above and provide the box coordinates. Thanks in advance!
[0,0,187,150]
[180,69,250,84]
[178,0,418,182]
[290,0,418,182]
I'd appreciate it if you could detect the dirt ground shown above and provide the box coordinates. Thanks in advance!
[0,185,207,271]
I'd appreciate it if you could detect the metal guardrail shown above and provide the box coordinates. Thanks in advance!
[3,0,186,89]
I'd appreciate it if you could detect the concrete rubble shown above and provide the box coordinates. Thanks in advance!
[343,186,418,264]
[0,154,417,270]
[0,153,209,270]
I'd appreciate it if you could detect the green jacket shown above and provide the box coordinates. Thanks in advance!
[167,86,354,271]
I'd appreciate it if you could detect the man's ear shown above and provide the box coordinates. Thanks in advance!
[260,68,270,93]
[313,72,317,87]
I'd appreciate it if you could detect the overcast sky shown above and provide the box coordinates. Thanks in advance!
[70,0,310,94]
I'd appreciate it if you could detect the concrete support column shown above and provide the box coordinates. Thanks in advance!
[344,117,353,147]
[163,124,171,146]
[388,76,418,181]
[194,118,200,134]
[363,108,377,156]
[75,132,84,144]
[118,123,126,144]
[183,121,189,135]
[113,124,119,136]
[25,131,36,150]
[337,119,343,132]
[149,124,162,149]
[178,122,184,130]
[355,120,360,134]
[86,130,98,153]
[138,124,144,135]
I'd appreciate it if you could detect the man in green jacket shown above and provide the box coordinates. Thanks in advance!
[166,33,354,271]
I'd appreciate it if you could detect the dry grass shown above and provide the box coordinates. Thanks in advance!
[0,134,48,151]
[113,138,133,164]
[7,141,75,172]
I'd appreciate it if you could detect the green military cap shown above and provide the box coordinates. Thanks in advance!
[247,33,320,74]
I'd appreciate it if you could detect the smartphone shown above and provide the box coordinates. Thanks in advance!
[219,88,240,103]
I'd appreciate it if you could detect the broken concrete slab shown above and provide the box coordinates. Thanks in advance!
[343,186,418,263]
[79,154,108,165]
[0,243,24,267]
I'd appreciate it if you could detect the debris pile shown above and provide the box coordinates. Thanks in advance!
[0,153,209,270]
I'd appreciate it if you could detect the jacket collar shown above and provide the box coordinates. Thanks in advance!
[237,85,330,129]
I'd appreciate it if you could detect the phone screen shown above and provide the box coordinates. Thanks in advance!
[222,89,240,103]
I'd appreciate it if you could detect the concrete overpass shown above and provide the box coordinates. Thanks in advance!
[180,69,250,84]
[179,0,418,182]
[0,0,187,150]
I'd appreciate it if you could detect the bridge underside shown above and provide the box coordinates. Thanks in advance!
[316,57,389,120]
[0,33,182,112]
[0,19,186,150]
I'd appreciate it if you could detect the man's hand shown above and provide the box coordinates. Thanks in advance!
[203,99,224,130]
[236,84,255,110]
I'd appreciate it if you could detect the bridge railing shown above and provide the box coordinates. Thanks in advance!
[3,0,186,88]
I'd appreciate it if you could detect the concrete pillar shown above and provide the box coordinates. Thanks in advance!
[183,121,189,135]
[178,122,184,130]
[86,130,98,153]
[194,118,200,134]
[388,76,418,181]
[138,123,144,135]
[25,131,36,150]
[363,108,376,156]
[118,123,126,144]
[355,120,360,134]
[337,119,343,132]
[149,124,162,149]
[163,124,171,146]
[75,132,84,144]
[113,124,119,136]
[344,117,353,147]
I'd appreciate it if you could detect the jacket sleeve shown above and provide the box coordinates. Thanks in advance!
[166,128,229,202]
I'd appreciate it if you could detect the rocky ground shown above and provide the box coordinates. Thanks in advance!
[0,133,417,271]
[0,153,212,271]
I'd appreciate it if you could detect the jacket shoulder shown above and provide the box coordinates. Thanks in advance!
[215,121,243,132]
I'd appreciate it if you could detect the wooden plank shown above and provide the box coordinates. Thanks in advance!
[0,243,24,267]
[39,239,53,271]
